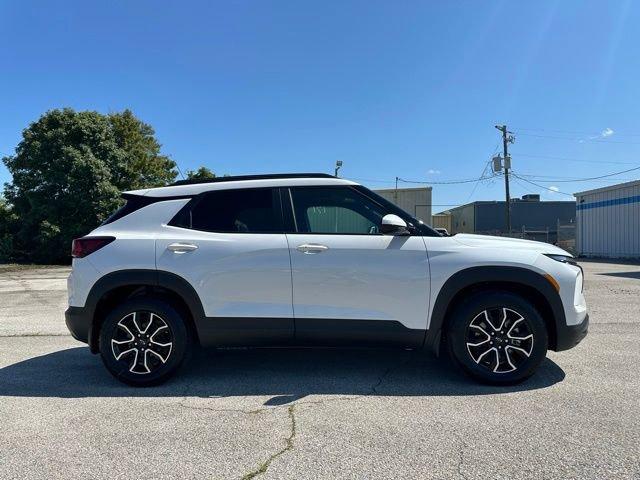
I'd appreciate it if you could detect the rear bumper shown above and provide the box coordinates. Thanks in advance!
[65,306,91,345]
[555,313,589,351]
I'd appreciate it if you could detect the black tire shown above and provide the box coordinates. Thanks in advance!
[446,291,548,385]
[99,297,190,386]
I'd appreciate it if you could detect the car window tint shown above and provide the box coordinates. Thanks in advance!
[183,188,281,233]
[290,187,387,234]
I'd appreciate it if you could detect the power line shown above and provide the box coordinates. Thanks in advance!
[511,175,540,196]
[513,127,640,138]
[517,153,638,165]
[510,173,574,197]
[515,132,640,145]
[465,141,502,203]
[397,174,498,185]
[465,159,492,202]
[513,164,640,183]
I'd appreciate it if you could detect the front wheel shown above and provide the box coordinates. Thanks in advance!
[99,298,190,386]
[446,291,548,385]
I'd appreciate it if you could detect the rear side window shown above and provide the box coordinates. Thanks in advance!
[171,188,282,233]
[101,195,155,226]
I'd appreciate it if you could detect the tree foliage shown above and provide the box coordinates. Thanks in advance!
[2,108,177,263]
[0,198,17,262]
[185,166,216,180]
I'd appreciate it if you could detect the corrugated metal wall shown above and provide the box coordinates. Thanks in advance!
[576,180,640,258]
[448,204,475,234]
[375,188,432,223]
[431,214,452,231]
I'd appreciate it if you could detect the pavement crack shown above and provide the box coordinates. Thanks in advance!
[179,402,265,415]
[370,353,414,395]
[456,439,470,480]
[240,404,297,480]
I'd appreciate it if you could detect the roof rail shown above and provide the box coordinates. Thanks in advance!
[170,173,335,186]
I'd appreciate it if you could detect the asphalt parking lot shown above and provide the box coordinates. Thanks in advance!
[0,261,639,479]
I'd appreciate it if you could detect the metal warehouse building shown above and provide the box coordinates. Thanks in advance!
[440,195,575,243]
[575,180,640,258]
[375,187,432,224]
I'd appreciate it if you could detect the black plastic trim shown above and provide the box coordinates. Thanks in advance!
[295,318,424,347]
[65,306,90,343]
[171,173,334,186]
[196,317,294,346]
[555,313,589,351]
[423,266,568,354]
[74,269,206,353]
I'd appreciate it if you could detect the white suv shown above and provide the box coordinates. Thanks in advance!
[65,173,588,386]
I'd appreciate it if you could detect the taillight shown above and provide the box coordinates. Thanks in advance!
[71,236,115,258]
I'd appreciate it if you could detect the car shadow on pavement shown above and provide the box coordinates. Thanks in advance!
[597,271,640,280]
[0,346,565,403]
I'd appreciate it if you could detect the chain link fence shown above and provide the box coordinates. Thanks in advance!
[474,220,576,253]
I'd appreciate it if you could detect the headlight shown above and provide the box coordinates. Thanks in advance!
[544,254,578,266]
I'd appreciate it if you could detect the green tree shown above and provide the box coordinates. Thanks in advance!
[2,108,177,264]
[0,198,17,262]
[185,166,216,180]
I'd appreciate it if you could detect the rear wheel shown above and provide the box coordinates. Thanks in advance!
[446,291,548,385]
[99,298,190,386]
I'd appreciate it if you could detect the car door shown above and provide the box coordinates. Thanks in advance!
[285,186,430,347]
[156,187,293,345]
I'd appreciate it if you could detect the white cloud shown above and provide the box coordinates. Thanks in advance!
[601,127,614,138]
[549,185,559,193]
[427,169,441,175]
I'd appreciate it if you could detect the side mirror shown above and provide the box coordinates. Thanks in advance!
[381,214,409,235]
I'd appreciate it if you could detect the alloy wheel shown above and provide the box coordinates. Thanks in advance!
[465,307,534,374]
[110,311,174,375]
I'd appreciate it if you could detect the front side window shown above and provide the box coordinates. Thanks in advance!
[172,188,282,233]
[290,187,388,234]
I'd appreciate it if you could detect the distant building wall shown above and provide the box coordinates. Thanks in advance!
[442,197,576,242]
[431,213,452,232]
[576,180,640,258]
[375,187,432,223]
[448,204,475,234]
[474,201,575,232]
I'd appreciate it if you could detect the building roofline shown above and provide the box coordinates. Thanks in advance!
[374,187,432,192]
[574,179,640,197]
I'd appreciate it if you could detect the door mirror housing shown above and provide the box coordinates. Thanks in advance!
[380,214,409,235]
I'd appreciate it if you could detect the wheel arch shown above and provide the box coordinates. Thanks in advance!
[85,269,205,353]
[424,266,565,355]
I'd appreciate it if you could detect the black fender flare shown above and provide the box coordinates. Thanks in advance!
[423,266,566,354]
[84,269,205,352]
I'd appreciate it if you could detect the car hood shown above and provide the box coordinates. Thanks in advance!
[452,233,571,256]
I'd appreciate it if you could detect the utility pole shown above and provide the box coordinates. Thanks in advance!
[395,176,399,203]
[495,124,514,233]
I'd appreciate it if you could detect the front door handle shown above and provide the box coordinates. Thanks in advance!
[296,243,329,254]
[167,242,198,253]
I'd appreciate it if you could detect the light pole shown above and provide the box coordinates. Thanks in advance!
[334,160,343,177]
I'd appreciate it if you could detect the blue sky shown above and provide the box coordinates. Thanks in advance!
[1,0,639,210]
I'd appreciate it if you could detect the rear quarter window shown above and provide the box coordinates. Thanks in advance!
[101,196,154,226]
[170,188,283,233]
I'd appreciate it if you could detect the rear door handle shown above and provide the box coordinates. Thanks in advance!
[296,243,329,254]
[167,242,198,253]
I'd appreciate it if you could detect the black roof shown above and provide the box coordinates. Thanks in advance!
[170,173,335,186]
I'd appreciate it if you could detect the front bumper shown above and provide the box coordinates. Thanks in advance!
[65,306,91,345]
[555,313,589,351]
